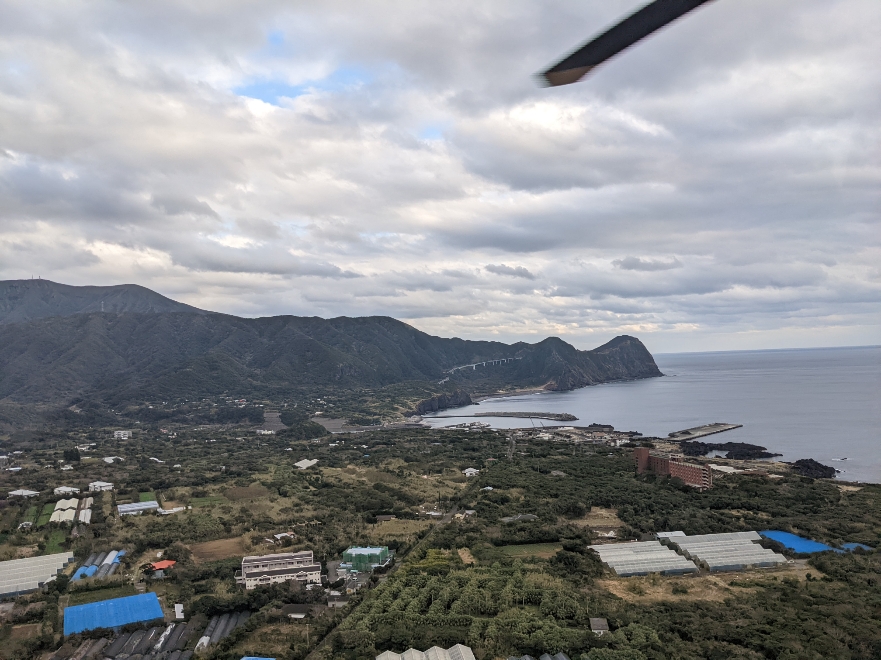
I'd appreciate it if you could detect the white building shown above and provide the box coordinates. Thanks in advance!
[118,501,159,516]
[462,468,479,477]
[113,430,132,439]
[88,481,114,492]
[54,486,80,496]
[8,489,39,498]
[235,550,322,590]
[294,459,318,470]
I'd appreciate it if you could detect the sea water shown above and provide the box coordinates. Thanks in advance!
[422,345,881,483]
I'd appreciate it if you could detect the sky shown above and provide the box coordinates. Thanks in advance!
[0,0,879,354]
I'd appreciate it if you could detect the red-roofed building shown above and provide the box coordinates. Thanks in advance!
[150,560,176,571]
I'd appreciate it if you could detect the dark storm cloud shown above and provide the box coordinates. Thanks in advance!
[0,0,878,351]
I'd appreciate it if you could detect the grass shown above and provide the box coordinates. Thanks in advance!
[67,584,137,606]
[139,492,157,502]
[36,503,55,527]
[44,530,66,554]
[190,495,227,508]
[498,543,563,559]
[23,505,38,523]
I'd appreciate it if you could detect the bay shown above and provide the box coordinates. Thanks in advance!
[422,345,881,483]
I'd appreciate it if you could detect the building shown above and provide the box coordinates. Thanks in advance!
[235,551,322,590]
[50,498,80,523]
[590,618,610,636]
[666,531,787,572]
[0,552,75,599]
[377,644,476,660]
[118,501,159,516]
[8,489,39,498]
[500,514,538,523]
[341,546,391,572]
[656,531,686,540]
[375,515,396,523]
[294,458,318,470]
[462,468,479,477]
[281,603,323,619]
[89,481,114,492]
[588,541,698,577]
[54,486,80,495]
[113,431,132,440]
[327,592,349,608]
[634,447,712,490]
[63,593,163,635]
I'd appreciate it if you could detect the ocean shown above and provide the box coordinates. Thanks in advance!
[422,345,881,484]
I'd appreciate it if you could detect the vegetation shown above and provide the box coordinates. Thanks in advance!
[0,422,878,660]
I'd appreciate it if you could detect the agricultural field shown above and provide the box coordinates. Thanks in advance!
[189,536,248,563]
[499,543,562,559]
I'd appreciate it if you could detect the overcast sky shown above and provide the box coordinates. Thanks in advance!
[1,0,879,353]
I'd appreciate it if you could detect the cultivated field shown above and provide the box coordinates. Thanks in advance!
[365,518,431,544]
[499,543,562,559]
[599,561,821,604]
[189,536,247,562]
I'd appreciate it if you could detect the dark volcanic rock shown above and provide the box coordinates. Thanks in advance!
[790,458,836,479]
[681,441,782,460]
[412,390,473,415]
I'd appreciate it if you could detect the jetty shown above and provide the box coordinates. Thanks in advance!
[432,412,578,422]
[668,423,742,441]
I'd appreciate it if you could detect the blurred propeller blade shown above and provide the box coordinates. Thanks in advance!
[541,0,716,87]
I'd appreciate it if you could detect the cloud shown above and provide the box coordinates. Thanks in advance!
[614,256,683,272]
[485,263,536,280]
[151,194,219,218]
[0,0,877,352]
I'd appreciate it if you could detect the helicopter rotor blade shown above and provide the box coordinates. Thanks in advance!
[540,0,716,87]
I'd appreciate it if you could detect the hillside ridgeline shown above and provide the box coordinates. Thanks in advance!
[0,280,663,409]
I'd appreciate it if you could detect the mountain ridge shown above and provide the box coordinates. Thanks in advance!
[0,280,663,411]
[0,278,205,324]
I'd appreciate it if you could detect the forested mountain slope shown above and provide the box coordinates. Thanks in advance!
[0,313,661,406]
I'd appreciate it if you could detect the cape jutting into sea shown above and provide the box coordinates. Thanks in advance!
[422,345,881,484]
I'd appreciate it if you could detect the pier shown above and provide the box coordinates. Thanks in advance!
[432,411,577,422]
[668,422,742,441]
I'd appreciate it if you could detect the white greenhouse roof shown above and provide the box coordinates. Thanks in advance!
[0,552,75,598]
[118,501,160,515]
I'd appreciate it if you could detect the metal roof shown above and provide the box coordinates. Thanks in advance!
[667,532,787,572]
[589,541,699,576]
[0,552,75,598]
[118,501,159,515]
[63,592,164,635]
